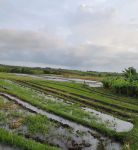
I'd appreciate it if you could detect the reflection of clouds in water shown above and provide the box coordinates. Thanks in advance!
[83,107,133,132]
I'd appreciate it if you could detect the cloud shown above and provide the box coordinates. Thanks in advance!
[0,0,138,72]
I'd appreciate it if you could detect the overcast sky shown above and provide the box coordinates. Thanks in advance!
[0,0,138,72]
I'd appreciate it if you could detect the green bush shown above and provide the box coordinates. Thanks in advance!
[102,78,138,97]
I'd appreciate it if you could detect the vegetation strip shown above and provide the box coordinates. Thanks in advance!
[0,73,138,149]
[0,128,59,150]
[0,80,128,142]
[26,80,138,113]
[16,80,135,118]
[0,92,123,150]
[86,87,138,105]
[32,79,138,105]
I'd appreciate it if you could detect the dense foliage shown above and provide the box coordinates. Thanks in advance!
[0,64,44,74]
[102,67,138,97]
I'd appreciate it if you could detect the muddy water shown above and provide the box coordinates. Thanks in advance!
[82,107,133,132]
[34,92,133,132]
[41,75,103,87]
[0,92,122,150]
[0,144,20,150]
[15,74,103,87]
[42,94,133,132]
[27,88,133,133]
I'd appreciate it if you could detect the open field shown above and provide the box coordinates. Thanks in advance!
[0,73,137,150]
[1,0,138,150]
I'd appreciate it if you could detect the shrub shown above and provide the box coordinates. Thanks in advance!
[102,78,138,97]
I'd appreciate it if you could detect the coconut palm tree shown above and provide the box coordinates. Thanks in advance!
[123,67,137,81]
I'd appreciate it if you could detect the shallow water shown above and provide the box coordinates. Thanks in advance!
[15,74,103,87]
[21,86,133,133]
[0,92,122,150]
[0,144,20,150]
[82,107,133,132]
[37,92,133,132]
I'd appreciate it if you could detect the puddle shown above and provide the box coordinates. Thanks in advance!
[82,107,133,132]
[0,92,122,150]
[15,74,103,87]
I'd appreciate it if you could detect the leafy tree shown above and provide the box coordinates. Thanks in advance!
[10,68,21,73]
[123,67,137,81]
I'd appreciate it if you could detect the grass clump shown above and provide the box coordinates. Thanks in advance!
[0,128,60,150]
[25,114,56,136]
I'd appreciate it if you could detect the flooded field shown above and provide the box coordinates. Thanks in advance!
[15,74,103,87]
[0,93,122,150]
[82,107,133,132]
[0,75,137,150]
[16,82,134,132]
[0,144,20,150]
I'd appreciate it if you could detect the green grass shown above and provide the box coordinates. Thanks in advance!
[25,114,56,136]
[88,87,138,105]
[126,118,138,150]
[0,79,121,138]
[32,80,138,112]
[102,77,138,97]
[0,73,138,149]
[15,79,138,149]
[0,128,60,150]
[17,80,136,118]
[0,94,60,150]
[40,79,138,105]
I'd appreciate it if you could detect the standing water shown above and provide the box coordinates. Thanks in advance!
[0,144,20,150]
[15,74,103,87]
[0,92,122,150]
[82,107,133,132]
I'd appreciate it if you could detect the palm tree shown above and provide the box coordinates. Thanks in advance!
[123,67,137,81]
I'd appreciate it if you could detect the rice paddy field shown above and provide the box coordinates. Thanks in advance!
[0,73,137,150]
